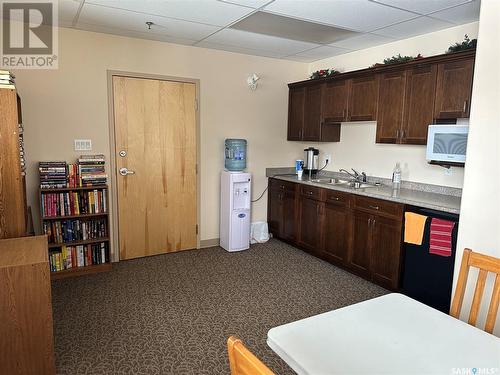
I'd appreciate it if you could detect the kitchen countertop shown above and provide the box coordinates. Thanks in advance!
[271,174,461,214]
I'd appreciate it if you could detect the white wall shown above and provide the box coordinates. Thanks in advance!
[454,0,500,336]
[15,27,308,248]
[306,22,479,187]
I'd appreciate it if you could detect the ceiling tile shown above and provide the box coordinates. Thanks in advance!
[373,16,455,39]
[85,0,255,26]
[218,0,274,8]
[59,0,81,25]
[78,4,220,40]
[369,0,472,15]
[263,0,417,32]
[195,40,283,58]
[330,33,394,50]
[430,0,481,24]
[75,22,197,45]
[287,45,351,62]
[200,28,319,56]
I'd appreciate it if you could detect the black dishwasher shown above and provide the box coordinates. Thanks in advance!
[401,206,459,313]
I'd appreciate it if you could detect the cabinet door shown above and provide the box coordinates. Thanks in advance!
[303,85,322,141]
[348,76,378,121]
[402,64,437,145]
[376,71,407,144]
[298,197,323,254]
[267,188,283,238]
[434,58,474,119]
[347,210,372,277]
[322,80,349,122]
[287,87,305,140]
[281,189,297,242]
[322,201,349,266]
[371,215,403,290]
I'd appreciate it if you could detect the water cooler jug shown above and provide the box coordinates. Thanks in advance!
[220,171,251,252]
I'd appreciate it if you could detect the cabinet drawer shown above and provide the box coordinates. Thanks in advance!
[300,185,323,201]
[270,178,296,192]
[323,189,351,206]
[354,196,403,218]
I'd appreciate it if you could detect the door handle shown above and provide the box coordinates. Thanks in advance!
[119,167,135,176]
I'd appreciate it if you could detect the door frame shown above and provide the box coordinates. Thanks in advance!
[106,70,201,262]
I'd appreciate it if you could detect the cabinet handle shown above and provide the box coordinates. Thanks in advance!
[298,129,302,139]
[401,129,405,139]
[396,129,400,139]
[280,185,285,190]
[308,191,313,195]
[368,218,372,226]
[372,218,376,227]
[331,197,340,201]
[463,100,468,113]
[369,205,380,210]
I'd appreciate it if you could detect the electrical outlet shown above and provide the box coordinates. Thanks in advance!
[445,167,453,176]
[325,154,332,164]
[74,139,92,151]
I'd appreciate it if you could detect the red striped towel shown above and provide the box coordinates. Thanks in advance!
[429,218,456,257]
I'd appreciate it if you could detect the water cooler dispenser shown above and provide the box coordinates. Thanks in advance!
[220,171,251,252]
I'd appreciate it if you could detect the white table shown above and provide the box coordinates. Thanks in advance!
[267,293,500,375]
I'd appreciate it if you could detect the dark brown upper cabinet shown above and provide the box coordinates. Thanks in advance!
[322,79,349,122]
[376,71,407,144]
[287,86,305,141]
[434,57,474,119]
[402,64,438,145]
[303,85,323,141]
[348,75,379,121]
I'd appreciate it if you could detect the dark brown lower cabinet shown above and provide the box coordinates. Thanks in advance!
[267,178,404,290]
[348,210,373,278]
[370,215,403,289]
[322,199,350,266]
[298,196,323,255]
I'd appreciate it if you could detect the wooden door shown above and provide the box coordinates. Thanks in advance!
[322,80,349,122]
[434,58,474,119]
[376,71,407,144]
[287,87,305,140]
[348,210,372,277]
[281,189,297,242]
[303,85,322,141]
[370,215,403,290]
[113,76,197,260]
[402,65,437,144]
[298,197,323,254]
[322,200,349,266]
[348,76,378,121]
[267,187,283,238]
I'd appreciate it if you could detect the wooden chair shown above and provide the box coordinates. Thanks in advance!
[227,336,275,375]
[450,248,500,334]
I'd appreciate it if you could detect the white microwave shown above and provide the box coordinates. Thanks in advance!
[426,125,468,164]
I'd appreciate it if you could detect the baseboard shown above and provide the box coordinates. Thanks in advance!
[200,238,219,248]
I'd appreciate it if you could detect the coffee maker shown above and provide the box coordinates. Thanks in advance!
[304,147,319,177]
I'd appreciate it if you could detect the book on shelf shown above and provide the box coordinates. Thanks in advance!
[39,161,68,189]
[49,242,109,272]
[41,189,107,217]
[43,217,107,244]
[78,154,107,186]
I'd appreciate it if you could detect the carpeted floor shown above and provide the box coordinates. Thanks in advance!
[52,239,387,375]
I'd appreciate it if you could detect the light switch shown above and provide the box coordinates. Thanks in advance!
[74,139,92,151]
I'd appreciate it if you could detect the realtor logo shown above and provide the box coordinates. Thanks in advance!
[1,0,58,68]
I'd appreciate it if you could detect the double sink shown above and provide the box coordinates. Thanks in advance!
[310,177,381,190]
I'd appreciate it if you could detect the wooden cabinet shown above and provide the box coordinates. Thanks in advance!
[402,64,437,144]
[376,71,407,144]
[0,88,27,239]
[298,185,323,254]
[267,179,405,290]
[434,58,474,119]
[0,235,55,375]
[371,215,403,289]
[303,85,323,141]
[322,79,349,122]
[322,191,351,266]
[287,86,305,141]
[268,179,297,242]
[348,75,379,121]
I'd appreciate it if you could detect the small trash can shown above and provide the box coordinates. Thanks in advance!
[250,221,270,244]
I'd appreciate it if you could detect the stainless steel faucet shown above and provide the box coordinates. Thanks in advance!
[339,168,367,182]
